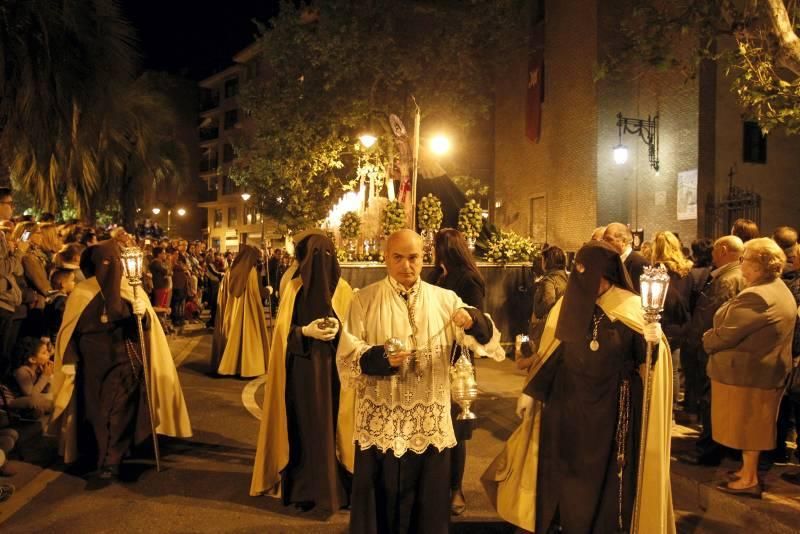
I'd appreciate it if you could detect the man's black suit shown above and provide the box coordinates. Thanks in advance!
[624,250,650,293]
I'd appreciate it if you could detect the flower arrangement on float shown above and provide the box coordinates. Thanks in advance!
[381,200,407,236]
[484,230,540,264]
[417,194,443,262]
[339,211,361,260]
[457,199,483,250]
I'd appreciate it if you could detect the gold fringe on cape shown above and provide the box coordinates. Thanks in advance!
[48,277,193,464]
[481,286,675,534]
[250,276,356,497]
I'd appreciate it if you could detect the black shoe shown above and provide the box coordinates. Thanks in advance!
[678,450,722,466]
[780,471,800,486]
[98,465,120,480]
[294,501,315,512]
[768,449,792,465]
[715,481,762,499]
[0,483,14,503]
[450,488,466,516]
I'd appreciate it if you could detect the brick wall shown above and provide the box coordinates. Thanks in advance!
[493,0,599,251]
[711,41,800,236]
[596,0,699,244]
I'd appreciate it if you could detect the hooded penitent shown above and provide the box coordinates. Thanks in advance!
[250,232,356,512]
[555,239,634,344]
[295,234,340,325]
[80,240,126,321]
[213,243,269,377]
[228,244,262,298]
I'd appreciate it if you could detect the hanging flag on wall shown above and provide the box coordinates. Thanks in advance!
[525,51,545,143]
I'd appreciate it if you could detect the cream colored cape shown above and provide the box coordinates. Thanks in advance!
[216,268,270,377]
[481,286,675,533]
[250,276,356,497]
[48,277,193,464]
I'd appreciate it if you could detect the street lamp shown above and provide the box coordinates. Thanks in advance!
[613,112,659,171]
[177,208,186,217]
[152,207,161,215]
[241,192,251,202]
[429,134,451,155]
[358,134,377,149]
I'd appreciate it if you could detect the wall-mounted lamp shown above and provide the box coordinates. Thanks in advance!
[614,112,659,172]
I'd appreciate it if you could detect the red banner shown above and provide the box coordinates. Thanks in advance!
[525,52,544,143]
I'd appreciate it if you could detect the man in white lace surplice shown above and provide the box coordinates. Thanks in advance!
[337,230,496,534]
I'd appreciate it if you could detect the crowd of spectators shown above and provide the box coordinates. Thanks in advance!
[0,186,293,500]
[523,218,800,496]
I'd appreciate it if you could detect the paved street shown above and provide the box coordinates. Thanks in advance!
[0,327,798,533]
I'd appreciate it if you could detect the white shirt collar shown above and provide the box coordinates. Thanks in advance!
[621,245,633,263]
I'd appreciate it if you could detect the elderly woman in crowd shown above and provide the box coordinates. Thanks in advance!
[703,237,796,498]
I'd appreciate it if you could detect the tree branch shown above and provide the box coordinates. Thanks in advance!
[763,0,800,75]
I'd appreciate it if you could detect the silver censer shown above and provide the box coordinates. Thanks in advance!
[450,354,478,420]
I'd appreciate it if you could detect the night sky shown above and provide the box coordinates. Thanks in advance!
[120,0,280,80]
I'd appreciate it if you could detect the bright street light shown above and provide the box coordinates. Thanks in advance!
[359,134,377,149]
[152,207,161,215]
[429,134,451,155]
[177,208,186,217]
[241,193,251,202]
[613,144,629,165]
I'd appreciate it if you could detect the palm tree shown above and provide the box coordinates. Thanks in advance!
[90,74,191,230]
[0,0,136,214]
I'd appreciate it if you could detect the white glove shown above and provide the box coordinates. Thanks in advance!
[301,318,338,341]
[516,393,534,419]
[643,322,662,343]
[132,297,147,317]
[61,364,76,377]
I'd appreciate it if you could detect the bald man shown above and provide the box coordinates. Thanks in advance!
[603,222,649,293]
[336,229,497,534]
[680,235,746,466]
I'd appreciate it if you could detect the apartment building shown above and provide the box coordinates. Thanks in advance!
[197,43,278,252]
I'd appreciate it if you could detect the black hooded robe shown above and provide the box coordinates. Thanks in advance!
[68,241,150,471]
[281,235,349,512]
[524,240,649,533]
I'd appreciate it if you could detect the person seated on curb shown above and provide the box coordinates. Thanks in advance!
[4,337,54,418]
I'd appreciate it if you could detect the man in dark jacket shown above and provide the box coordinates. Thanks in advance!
[680,235,745,465]
[775,238,800,464]
[149,247,171,309]
[602,222,649,293]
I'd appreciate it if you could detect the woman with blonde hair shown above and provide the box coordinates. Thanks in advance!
[703,238,796,497]
[38,223,62,263]
[651,231,693,408]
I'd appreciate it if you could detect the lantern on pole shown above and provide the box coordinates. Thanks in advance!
[631,264,670,530]
[120,246,162,472]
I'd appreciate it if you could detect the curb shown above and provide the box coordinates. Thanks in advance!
[671,466,799,534]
